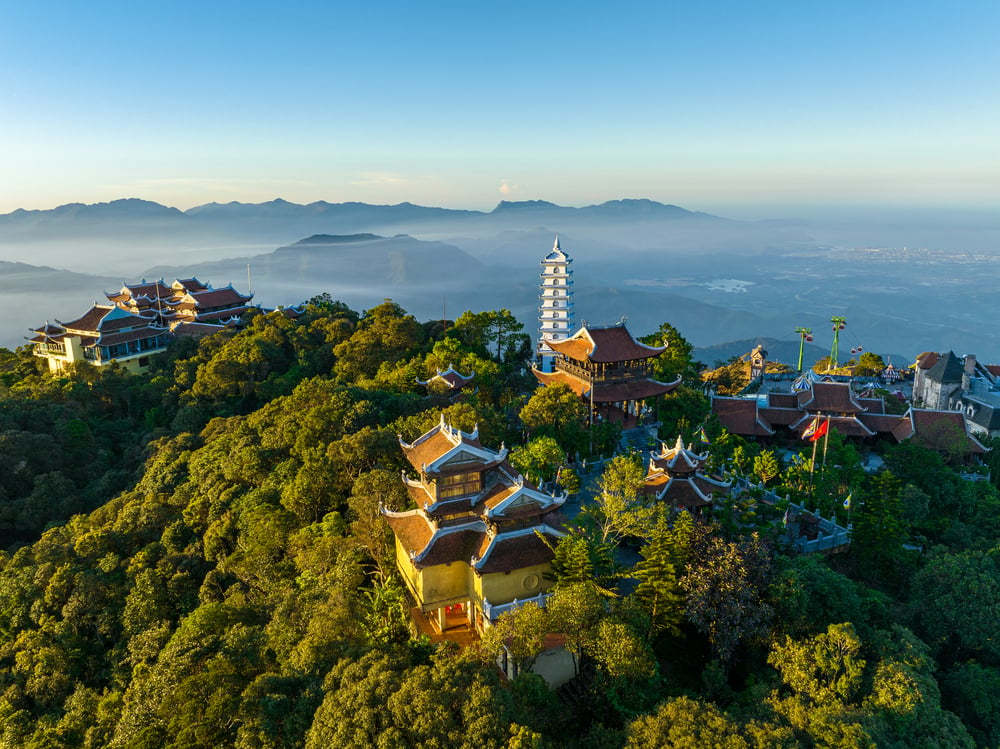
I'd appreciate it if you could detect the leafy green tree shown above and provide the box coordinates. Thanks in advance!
[625,696,750,749]
[656,386,710,441]
[753,449,781,486]
[333,300,422,381]
[452,309,526,364]
[306,651,511,749]
[509,436,567,485]
[519,383,589,456]
[682,533,773,663]
[852,471,907,584]
[854,351,886,377]
[633,510,684,636]
[769,622,866,705]
[639,322,702,385]
[940,661,1000,747]
[908,549,1000,666]
[588,455,654,546]
[557,466,581,495]
[481,602,551,675]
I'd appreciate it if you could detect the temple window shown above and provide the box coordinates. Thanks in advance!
[437,471,482,499]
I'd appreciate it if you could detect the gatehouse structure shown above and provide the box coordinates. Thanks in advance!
[642,436,731,513]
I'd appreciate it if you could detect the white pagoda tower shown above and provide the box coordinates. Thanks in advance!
[537,236,575,373]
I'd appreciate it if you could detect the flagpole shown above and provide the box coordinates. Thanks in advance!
[821,415,831,470]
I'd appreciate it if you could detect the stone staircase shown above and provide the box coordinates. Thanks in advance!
[618,425,657,455]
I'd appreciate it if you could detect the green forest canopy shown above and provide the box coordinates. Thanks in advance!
[0,299,998,747]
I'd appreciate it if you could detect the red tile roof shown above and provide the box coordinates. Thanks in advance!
[187,287,253,307]
[401,425,486,473]
[419,527,485,568]
[95,328,169,347]
[171,322,228,338]
[758,406,804,426]
[767,393,799,409]
[797,382,866,413]
[476,532,555,574]
[546,324,666,363]
[58,305,116,333]
[857,413,905,434]
[791,414,875,438]
[532,367,679,402]
[895,409,988,454]
[384,511,434,557]
[916,352,939,370]
[711,397,775,436]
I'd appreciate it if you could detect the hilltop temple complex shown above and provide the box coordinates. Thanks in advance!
[29,277,253,372]
[382,416,566,636]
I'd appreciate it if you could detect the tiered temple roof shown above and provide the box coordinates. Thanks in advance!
[642,436,731,510]
[384,416,566,579]
[31,276,254,371]
[532,323,681,405]
[712,380,989,460]
[416,365,476,392]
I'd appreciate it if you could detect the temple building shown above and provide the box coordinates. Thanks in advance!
[711,379,989,463]
[532,322,681,427]
[382,416,566,635]
[537,237,574,373]
[29,276,254,373]
[712,380,901,442]
[642,436,731,513]
[29,306,172,373]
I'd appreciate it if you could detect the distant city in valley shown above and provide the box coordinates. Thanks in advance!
[2,197,1000,367]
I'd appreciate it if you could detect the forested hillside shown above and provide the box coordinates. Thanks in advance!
[1,299,999,748]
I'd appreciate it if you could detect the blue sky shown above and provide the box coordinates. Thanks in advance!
[1,1,997,215]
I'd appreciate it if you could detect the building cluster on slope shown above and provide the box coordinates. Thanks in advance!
[711,377,987,461]
[29,277,254,372]
[913,350,1000,437]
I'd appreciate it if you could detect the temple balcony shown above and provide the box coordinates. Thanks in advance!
[33,343,67,357]
[482,590,551,623]
[555,358,652,384]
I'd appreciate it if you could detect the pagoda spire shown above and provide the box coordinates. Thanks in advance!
[537,235,574,373]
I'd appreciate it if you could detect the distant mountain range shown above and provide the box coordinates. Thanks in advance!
[0,197,715,245]
[2,197,1000,363]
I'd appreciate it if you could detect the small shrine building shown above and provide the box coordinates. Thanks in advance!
[416,365,476,395]
[642,436,731,513]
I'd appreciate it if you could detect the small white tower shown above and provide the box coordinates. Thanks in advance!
[537,236,575,373]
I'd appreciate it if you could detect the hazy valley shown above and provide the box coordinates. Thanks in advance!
[2,198,999,365]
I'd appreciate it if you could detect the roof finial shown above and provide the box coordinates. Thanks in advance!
[553,234,560,251]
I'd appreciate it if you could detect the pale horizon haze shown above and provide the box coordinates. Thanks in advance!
[2,1,998,220]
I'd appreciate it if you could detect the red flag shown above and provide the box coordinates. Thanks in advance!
[809,418,829,442]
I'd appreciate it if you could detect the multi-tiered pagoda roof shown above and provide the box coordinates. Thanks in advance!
[642,436,731,510]
[532,323,681,403]
[383,415,565,577]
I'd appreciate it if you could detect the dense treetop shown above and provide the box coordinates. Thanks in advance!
[0,300,997,747]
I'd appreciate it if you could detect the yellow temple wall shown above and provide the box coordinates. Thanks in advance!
[394,537,471,611]
[476,561,553,607]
